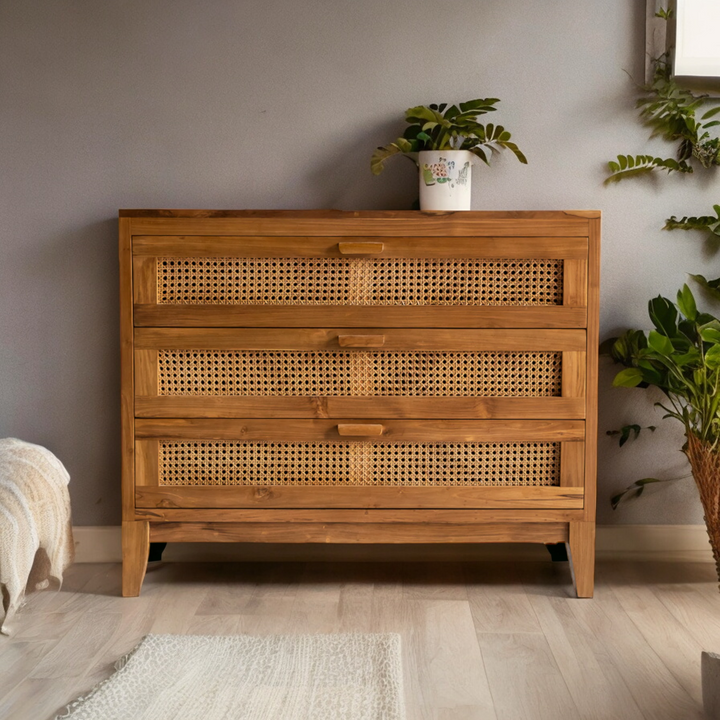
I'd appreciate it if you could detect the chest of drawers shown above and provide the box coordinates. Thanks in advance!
[119,210,600,597]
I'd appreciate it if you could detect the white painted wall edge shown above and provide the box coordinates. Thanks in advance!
[72,525,715,564]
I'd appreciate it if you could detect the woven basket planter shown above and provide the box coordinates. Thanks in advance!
[685,433,720,586]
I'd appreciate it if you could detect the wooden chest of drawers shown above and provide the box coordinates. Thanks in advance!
[119,210,600,597]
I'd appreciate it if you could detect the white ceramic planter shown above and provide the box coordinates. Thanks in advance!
[418,150,473,211]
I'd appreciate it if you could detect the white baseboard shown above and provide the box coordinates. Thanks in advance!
[595,524,713,562]
[72,525,715,564]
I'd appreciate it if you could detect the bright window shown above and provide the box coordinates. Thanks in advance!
[675,0,720,77]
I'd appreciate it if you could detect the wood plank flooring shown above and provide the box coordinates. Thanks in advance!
[1,560,718,719]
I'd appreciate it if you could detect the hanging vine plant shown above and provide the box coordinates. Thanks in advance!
[665,204,720,236]
[603,8,720,515]
[605,52,720,184]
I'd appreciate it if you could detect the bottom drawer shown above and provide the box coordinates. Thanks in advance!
[135,419,585,509]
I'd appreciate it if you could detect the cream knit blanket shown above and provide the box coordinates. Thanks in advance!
[0,438,74,635]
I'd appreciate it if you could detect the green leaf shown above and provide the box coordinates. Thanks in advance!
[701,105,720,120]
[705,344,720,369]
[701,327,720,343]
[611,477,668,510]
[665,206,720,237]
[613,368,644,387]
[604,155,693,184]
[499,141,528,164]
[402,125,422,141]
[697,316,720,329]
[607,424,657,447]
[469,146,489,165]
[672,350,700,366]
[607,329,648,364]
[648,330,674,355]
[405,105,444,125]
[637,358,667,385]
[648,295,678,337]
[690,274,720,302]
[459,98,499,114]
[620,425,637,446]
[677,283,698,321]
[370,142,405,175]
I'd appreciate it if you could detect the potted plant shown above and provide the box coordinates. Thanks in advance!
[609,284,720,585]
[371,99,527,211]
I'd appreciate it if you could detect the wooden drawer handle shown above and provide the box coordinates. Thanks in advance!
[337,334,386,348]
[337,423,384,437]
[338,242,384,255]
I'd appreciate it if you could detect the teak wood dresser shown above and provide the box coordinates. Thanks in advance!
[119,210,600,597]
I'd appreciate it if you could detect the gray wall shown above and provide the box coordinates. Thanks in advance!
[1,0,716,526]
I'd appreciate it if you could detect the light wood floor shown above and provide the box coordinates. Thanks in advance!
[1,559,719,719]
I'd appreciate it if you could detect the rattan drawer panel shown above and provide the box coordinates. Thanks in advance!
[155,350,562,397]
[133,328,586,418]
[134,418,585,495]
[132,238,588,328]
[155,439,561,488]
[136,436,585,509]
[156,257,564,307]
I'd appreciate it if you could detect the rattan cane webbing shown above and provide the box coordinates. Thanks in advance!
[157,350,562,397]
[158,441,561,487]
[157,257,564,306]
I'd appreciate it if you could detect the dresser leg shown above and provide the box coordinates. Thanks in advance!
[567,521,595,598]
[122,521,150,597]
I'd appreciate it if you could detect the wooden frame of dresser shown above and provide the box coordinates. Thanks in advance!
[119,210,600,598]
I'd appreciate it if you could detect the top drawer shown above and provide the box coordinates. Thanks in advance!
[132,236,588,328]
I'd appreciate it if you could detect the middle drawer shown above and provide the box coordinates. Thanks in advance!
[134,328,586,419]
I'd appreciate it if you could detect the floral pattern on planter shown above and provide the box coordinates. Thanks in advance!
[421,157,470,188]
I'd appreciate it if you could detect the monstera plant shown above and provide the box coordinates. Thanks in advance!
[609,284,720,583]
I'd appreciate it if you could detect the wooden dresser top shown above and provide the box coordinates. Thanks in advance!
[119,209,601,219]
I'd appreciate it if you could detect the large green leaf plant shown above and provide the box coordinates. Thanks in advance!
[607,285,720,502]
[370,99,527,175]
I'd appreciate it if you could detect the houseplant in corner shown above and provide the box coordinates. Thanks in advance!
[371,99,527,211]
[608,284,720,585]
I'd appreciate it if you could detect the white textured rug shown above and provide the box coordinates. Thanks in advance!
[56,633,405,720]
